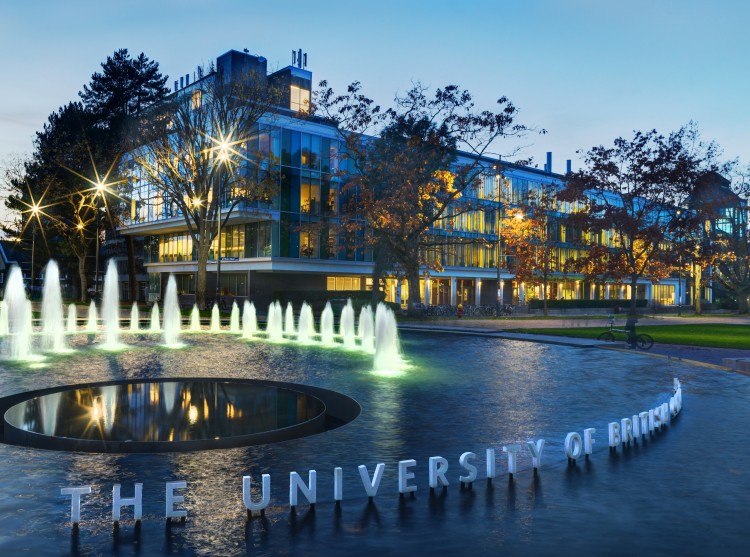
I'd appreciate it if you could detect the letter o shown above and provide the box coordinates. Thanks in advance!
[565,432,583,460]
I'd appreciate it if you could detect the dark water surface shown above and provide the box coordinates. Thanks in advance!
[0,332,747,556]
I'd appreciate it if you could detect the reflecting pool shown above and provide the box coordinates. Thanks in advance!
[0,332,747,556]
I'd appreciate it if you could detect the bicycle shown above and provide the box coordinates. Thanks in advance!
[597,315,653,350]
[499,304,514,317]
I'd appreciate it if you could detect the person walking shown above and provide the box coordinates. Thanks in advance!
[625,314,639,348]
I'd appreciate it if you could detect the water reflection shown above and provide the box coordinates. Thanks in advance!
[6,381,324,443]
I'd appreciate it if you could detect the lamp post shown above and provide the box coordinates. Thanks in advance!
[676,209,683,316]
[214,142,230,308]
[94,181,106,298]
[30,204,39,297]
[495,174,508,318]
[495,221,507,317]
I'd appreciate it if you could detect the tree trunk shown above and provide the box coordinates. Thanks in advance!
[371,249,385,306]
[126,235,137,302]
[737,290,749,314]
[691,263,702,315]
[629,276,639,315]
[78,255,88,303]
[196,243,210,310]
[405,262,422,315]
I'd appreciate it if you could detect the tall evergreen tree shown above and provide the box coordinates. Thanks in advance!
[79,48,169,300]
[3,102,107,300]
[79,48,169,135]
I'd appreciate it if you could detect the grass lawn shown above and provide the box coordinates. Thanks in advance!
[507,323,750,350]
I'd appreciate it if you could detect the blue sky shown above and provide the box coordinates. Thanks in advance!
[1,0,748,175]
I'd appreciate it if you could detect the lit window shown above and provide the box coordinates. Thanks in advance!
[191,90,202,110]
[290,85,310,112]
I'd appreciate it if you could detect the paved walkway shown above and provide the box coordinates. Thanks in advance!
[399,315,750,370]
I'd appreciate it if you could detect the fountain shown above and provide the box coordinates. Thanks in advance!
[130,302,139,332]
[266,301,283,342]
[320,302,334,345]
[3,266,34,360]
[66,303,77,334]
[284,302,295,335]
[0,256,403,370]
[86,301,98,333]
[374,303,402,371]
[230,301,240,333]
[359,305,375,352]
[149,303,161,332]
[162,275,181,346]
[242,300,257,339]
[0,300,8,336]
[40,260,66,352]
[339,299,356,348]
[296,302,315,344]
[190,304,201,331]
[100,260,121,348]
[210,304,221,332]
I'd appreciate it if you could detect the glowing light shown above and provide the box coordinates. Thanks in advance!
[515,212,524,221]
[192,197,202,208]
[188,405,199,424]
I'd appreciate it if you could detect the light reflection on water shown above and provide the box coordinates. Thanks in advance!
[0,332,747,556]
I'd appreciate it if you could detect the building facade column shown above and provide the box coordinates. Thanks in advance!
[450,277,457,306]
[475,279,482,306]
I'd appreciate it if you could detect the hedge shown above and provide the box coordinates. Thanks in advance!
[527,299,648,310]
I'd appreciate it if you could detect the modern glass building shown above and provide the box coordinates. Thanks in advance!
[119,49,692,310]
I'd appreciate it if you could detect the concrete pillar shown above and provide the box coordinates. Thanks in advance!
[519,282,525,304]
[646,283,652,305]
[475,279,482,305]
[424,277,431,306]
[450,277,457,306]
[605,284,610,300]
[395,279,402,305]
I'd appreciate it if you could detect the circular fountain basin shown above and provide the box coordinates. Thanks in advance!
[0,378,360,453]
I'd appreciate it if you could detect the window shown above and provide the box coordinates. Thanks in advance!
[191,90,202,110]
[219,273,247,297]
[290,85,310,112]
[300,230,318,258]
[300,178,321,214]
[326,276,361,291]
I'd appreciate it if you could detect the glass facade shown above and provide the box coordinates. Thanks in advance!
[122,80,690,307]
[128,123,371,265]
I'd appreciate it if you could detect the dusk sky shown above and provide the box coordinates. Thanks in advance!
[1,0,748,176]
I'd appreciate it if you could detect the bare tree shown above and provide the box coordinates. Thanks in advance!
[127,68,281,308]
[314,81,530,313]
